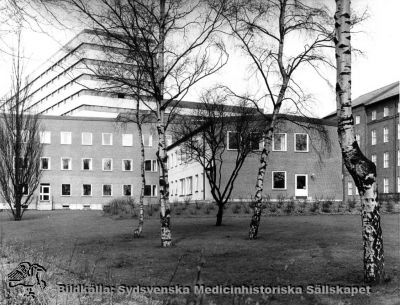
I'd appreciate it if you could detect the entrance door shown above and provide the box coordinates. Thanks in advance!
[39,183,51,201]
[295,175,308,198]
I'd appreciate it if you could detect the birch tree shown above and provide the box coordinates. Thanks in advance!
[334,0,384,284]
[219,0,334,239]
[41,0,228,247]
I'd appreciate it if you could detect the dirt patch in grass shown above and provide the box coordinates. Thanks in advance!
[0,210,398,304]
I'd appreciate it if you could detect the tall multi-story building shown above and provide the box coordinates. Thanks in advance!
[324,81,400,201]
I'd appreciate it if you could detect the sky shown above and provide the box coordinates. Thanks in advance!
[0,0,398,118]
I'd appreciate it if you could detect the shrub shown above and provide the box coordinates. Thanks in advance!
[347,197,357,211]
[322,200,333,213]
[276,194,286,209]
[103,197,136,217]
[268,202,277,214]
[284,201,295,215]
[309,200,320,213]
[232,203,241,214]
[386,200,394,213]
[243,202,251,214]
[297,200,307,214]
[204,204,212,215]
[147,204,153,216]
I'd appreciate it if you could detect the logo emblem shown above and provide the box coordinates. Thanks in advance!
[7,262,47,297]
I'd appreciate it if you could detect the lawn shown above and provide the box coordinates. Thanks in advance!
[0,210,398,305]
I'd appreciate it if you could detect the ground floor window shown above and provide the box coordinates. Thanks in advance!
[123,185,132,196]
[383,178,389,194]
[144,184,157,197]
[272,171,286,189]
[347,182,353,196]
[103,184,112,196]
[82,184,92,196]
[186,177,193,195]
[61,184,71,196]
[39,183,50,201]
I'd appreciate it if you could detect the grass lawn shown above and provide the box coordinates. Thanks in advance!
[0,210,398,304]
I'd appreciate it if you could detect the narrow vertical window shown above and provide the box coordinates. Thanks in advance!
[371,130,376,145]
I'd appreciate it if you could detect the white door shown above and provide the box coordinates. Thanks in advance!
[295,175,308,198]
[39,184,51,201]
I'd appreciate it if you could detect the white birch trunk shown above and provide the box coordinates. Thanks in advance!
[335,0,384,283]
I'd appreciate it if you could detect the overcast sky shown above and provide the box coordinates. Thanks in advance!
[0,0,398,118]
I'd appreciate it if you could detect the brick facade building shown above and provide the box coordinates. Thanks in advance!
[0,115,160,210]
[324,81,399,201]
[168,116,343,202]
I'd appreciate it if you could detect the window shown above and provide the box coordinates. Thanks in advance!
[175,180,178,195]
[272,171,286,189]
[227,131,239,150]
[355,134,360,145]
[294,133,309,152]
[383,178,389,193]
[61,184,71,196]
[398,150,400,166]
[40,131,51,144]
[371,154,377,165]
[355,115,360,125]
[273,133,287,151]
[371,110,376,120]
[179,178,185,195]
[82,158,92,170]
[347,182,353,196]
[82,184,92,196]
[60,132,72,144]
[102,158,113,171]
[186,177,193,195]
[145,160,157,172]
[371,130,376,145]
[383,106,389,117]
[383,127,389,143]
[249,132,262,150]
[39,183,50,201]
[61,158,72,170]
[166,135,173,146]
[102,184,112,196]
[144,184,157,197]
[40,157,50,170]
[122,134,133,146]
[194,175,199,192]
[383,152,389,168]
[82,132,92,145]
[123,185,132,196]
[142,134,153,147]
[122,159,133,171]
[398,124,400,140]
[102,133,113,145]
[22,184,28,195]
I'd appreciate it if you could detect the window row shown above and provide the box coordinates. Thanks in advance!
[39,183,158,199]
[370,126,396,145]
[368,106,393,122]
[227,132,309,152]
[347,177,400,195]
[370,152,396,168]
[170,174,203,196]
[39,131,172,147]
[40,157,158,172]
